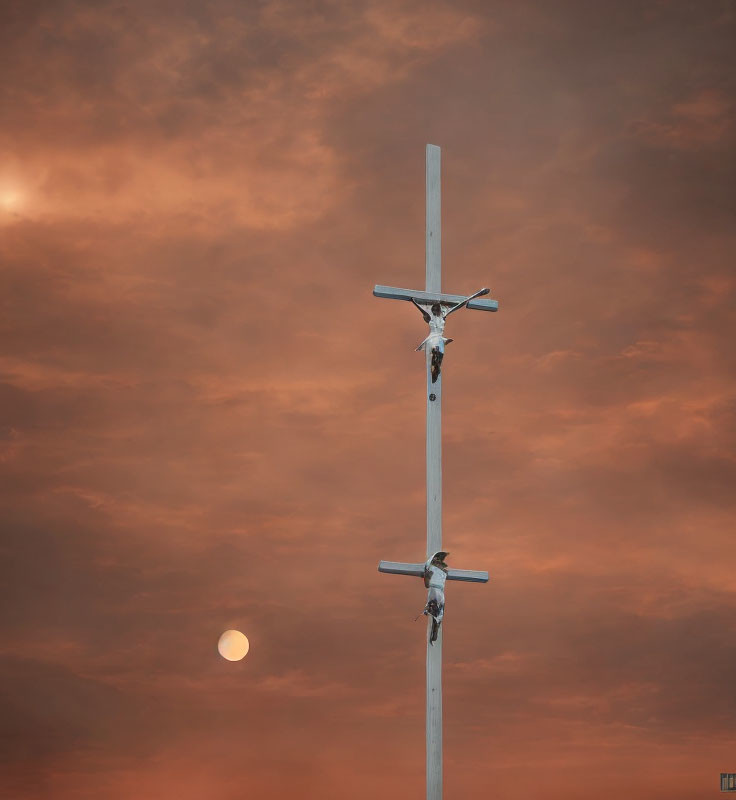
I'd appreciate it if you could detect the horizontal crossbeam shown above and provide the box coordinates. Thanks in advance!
[446,568,489,583]
[378,560,489,583]
[378,560,424,577]
[374,285,498,312]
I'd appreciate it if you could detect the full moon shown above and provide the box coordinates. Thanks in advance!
[217,629,250,661]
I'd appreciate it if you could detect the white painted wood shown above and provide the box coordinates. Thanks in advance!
[446,568,490,583]
[373,285,498,311]
[378,562,488,582]
[426,359,442,561]
[378,561,425,577]
[426,144,441,294]
[427,623,442,799]
[425,143,443,800]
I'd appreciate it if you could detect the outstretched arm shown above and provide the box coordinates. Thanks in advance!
[410,297,432,322]
[443,287,490,318]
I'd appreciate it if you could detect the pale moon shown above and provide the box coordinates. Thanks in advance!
[218,629,250,661]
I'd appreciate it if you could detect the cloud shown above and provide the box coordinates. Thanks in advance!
[1,0,484,230]
[1,1,735,797]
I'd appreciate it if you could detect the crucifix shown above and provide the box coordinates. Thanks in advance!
[375,144,498,800]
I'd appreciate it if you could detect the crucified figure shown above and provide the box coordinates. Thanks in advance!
[411,288,490,383]
[422,551,449,645]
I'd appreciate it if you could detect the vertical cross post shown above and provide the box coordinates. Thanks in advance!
[374,145,498,800]
[425,143,443,800]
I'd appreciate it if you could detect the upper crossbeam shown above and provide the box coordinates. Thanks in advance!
[374,285,498,312]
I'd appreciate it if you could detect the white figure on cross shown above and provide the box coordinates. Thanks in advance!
[412,288,491,383]
[421,551,449,644]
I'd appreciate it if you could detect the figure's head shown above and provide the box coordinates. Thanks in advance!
[431,302,442,317]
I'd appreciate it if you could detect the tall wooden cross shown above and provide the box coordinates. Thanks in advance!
[375,144,498,800]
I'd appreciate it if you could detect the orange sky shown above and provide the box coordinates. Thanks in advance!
[1,2,735,798]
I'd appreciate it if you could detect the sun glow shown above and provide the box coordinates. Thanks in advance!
[0,184,24,213]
